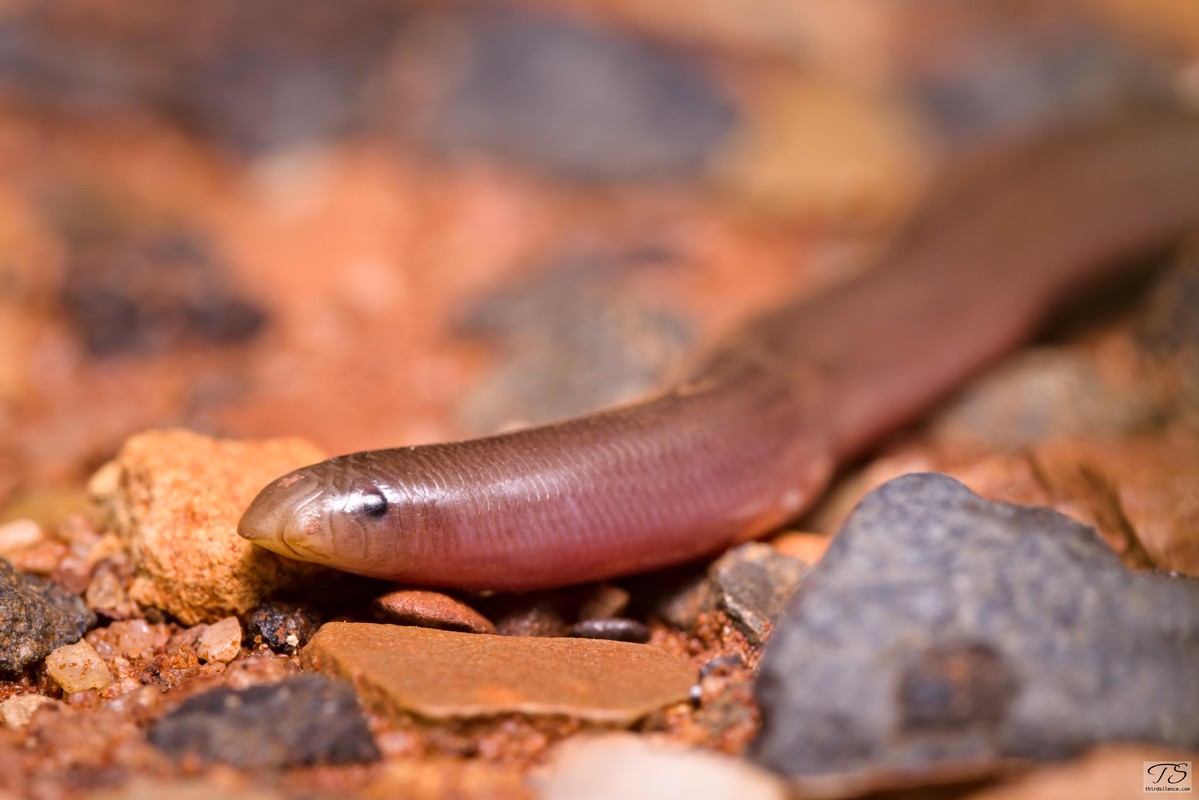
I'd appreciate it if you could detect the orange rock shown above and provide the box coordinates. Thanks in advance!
[965,744,1199,800]
[768,531,830,564]
[91,429,328,625]
[303,622,694,724]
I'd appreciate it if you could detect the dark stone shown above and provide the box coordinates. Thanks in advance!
[148,675,380,768]
[455,253,692,433]
[569,618,650,644]
[244,601,323,654]
[751,473,1199,777]
[59,228,266,357]
[430,5,735,181]
[625,566,716,631]
[489,599,569,638]
[909,29,1158,149]
[0,559,94,675]
[709,543,808,644]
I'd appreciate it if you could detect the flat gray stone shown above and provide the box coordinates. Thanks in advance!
[751,473,1199,777]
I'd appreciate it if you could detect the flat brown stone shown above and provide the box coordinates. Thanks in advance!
[303,622,694,724]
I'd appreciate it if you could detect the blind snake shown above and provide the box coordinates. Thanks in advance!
[239,114,1199,590]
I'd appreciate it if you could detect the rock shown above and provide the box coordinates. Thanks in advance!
[454,253,692,434]
[967,744,1198,800]
[0,694,61,728]
[709,543,808,644]
[767,531,830,564]
[0,558,94,675]
[84,559,138,620]
[60,229,266,357]
[245,600,323,654]
[716,73,926,223]
[0,519,44,555]
[489,598,570,638]
[535,733,788,800]
[303,622,693,724]
[91,429,328,625]
[932,346,1161,448]
[576,584,631,621]
[45,640,112,693]
[372,588,495,634]
[147,674,379,769]
[429,5,734,181]
[751,473,1199,777]
[102,619,165,660]
[569,618,650,644]
[172,2,403,156]
[194,617,243,664]
[1028,438,1199,575]
[627,567,716,631]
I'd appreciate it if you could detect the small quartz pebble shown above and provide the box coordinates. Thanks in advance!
[45,639,112,693]
[105,619,161,659]
[0,559,94,674]
[245,601,322,654]
[194,616,242,663]
[303,622,694,724]
[569,618,650,644]
[0,694,61,728]
[752,473,1199,777]
[372,588,496,634]
[90,429,328,625]
[148,674,379,769]
[709,542,808,644]
[535,733,787,800]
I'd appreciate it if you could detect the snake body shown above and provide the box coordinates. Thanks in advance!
[238,115,1199,590]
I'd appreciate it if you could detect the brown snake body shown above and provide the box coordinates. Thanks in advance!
[239,114,1199,590]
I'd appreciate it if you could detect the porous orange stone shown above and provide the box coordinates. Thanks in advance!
[90,428,328,624]
[303,622,694,724]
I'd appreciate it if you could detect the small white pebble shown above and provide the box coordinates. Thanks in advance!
[195,616,243,664]
[0,694,60,728]
[0,519,46,556]
[108,619,156,659]
[45,640,112,693]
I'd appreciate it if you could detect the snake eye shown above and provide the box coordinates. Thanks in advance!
[361,491,389,518]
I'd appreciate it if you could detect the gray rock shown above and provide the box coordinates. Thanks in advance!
[709,543,808,644]
[148,675,379,768]
[751,473,1199,777]
[431,5,735,181]
[0,559,94,675]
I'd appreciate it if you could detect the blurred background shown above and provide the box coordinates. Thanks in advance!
[0,0,1195,503]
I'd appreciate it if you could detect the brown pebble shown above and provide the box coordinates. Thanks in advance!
[372,588,495,634]
[490,599,569,637]
[303,622,694,724]
[577,584,631,621]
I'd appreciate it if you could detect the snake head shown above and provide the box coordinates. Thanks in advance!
[237,456,394,569]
